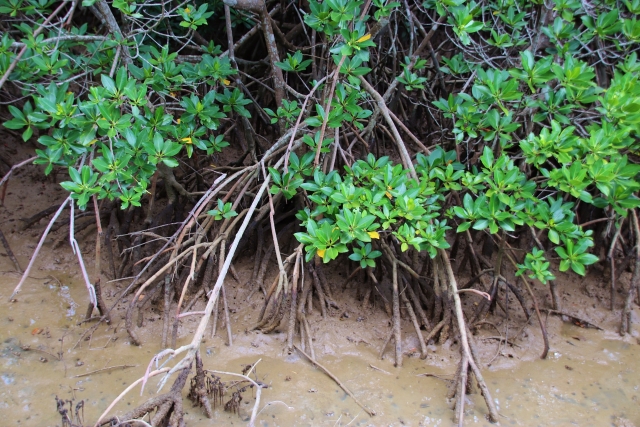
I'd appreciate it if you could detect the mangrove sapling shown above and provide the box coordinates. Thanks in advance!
[4,0,639,423]
[501,242,550,359]
[392,260,402,366]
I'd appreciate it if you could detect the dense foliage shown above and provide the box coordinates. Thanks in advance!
[3,0,640,319]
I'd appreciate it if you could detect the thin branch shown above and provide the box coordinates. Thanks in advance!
[294,345,376,417]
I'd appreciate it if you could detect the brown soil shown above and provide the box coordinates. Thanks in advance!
[1,135,640,427]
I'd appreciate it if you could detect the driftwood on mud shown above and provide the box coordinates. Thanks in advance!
[294,344,376,417]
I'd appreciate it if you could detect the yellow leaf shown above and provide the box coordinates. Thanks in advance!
[181,137,192,144]
[317,249,326,258]
[367,231,380,239]
[222,79,231,85]
[356,33,371,43]
[184,7,190,13]
[177,118,181,124]
[385,191,392,199]
[88,139,97,146]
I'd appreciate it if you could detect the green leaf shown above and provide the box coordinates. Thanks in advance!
[457,222,471,232]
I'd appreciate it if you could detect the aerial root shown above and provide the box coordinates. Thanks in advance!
[440,249,499,425]
[0,226,21,273]
[189,351,213,418]
[621,209,640,335]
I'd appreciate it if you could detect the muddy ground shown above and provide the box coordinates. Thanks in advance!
[1,138,640,427]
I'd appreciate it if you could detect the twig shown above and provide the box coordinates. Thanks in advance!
[294,344,376,417]
[0,156,37,189]
[151,147,297,391]
[21,345,61,361]
[314,56,346,166]
[0,227,21,273]
[416,372,454,382]
[359,76,418,181]
[608,220,623,311]
[457,288,491,300]
[73,364,136,378]
[0,2,68,90]
[541,309,603,330]
[368,364,391,375]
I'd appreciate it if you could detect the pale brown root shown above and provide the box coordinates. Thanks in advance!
[402,275,431,330]
[622,209,640,335]
[219,240,233,346]
[440,249,499,423]
[453,350,469,426]
[608,221,623,311]
[392,260,402,367]
[158,277,171,347]
[10,196,71,300]
[401,290,427,359]
[308,264,327,318]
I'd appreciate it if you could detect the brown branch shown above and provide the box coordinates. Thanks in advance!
[294,344,376,417]
[359,76,418,180]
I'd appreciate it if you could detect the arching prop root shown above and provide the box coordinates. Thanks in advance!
[251,244,327,356]
[376,239,439,366]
